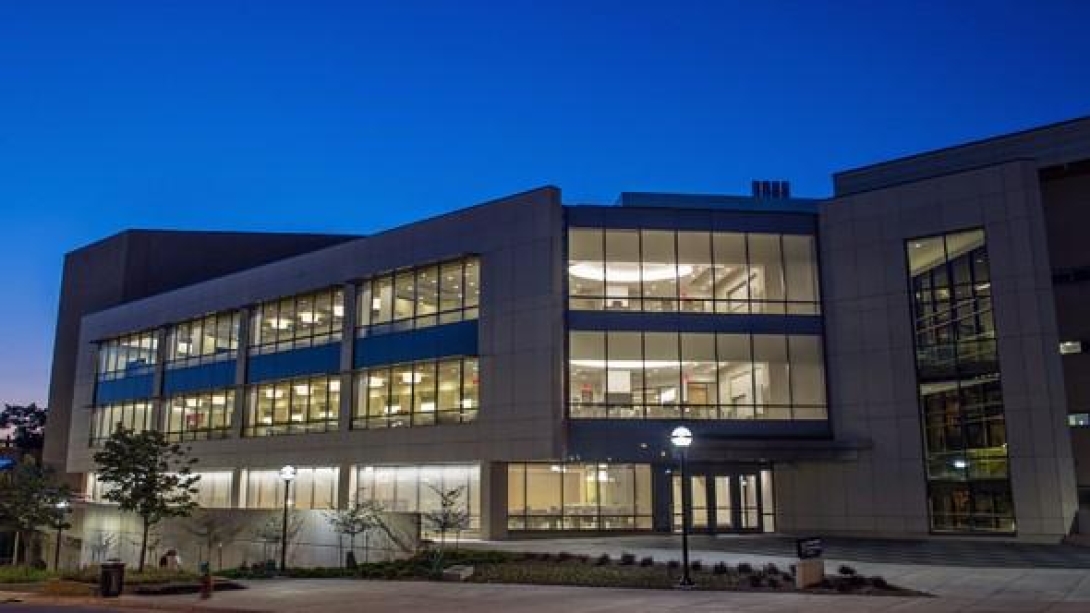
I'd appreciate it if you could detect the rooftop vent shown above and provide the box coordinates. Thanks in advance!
[751,180,791,199]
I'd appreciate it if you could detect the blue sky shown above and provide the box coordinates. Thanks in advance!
[1,0,1088,405]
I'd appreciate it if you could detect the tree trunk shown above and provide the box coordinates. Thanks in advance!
[12,530,21,566]
[139,519,150,572]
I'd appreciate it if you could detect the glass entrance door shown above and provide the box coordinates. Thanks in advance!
[672,468,774,534]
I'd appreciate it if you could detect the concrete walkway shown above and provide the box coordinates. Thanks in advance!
[467,536,1090,603]
[116,578,1090,613]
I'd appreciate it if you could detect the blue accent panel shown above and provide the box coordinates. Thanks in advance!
[567,311,823,335]
[163,361,236,395]
[567,419,832,461]
[355,320,478,368]
[94,374,155,405]
[247,343,341,384]
[565,205,817,234]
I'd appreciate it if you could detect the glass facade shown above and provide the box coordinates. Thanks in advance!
[908,229,1014,534]
[242,467,340,510]
[568,331,825,420]
[164,390,234,442]
[245,375,341,437]
[191,471,233,508]
[353,356,479,429]
[351,464,480,535]
[96,331,158,381]
[250,287,345,355]
[357,257,479,336]
[568,228,820,315]
[506,463,653,531]
[88,400,154,446]
[166,311,240,367]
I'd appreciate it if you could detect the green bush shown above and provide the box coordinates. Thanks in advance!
[60,566,199,585]
[0,566,56,584]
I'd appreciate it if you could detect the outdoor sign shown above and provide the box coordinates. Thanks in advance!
[0,457,14,471]
[796,537,823,559]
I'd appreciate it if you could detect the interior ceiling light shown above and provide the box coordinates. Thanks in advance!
[297,311,321,324]
[569,359,685,369]
[268,317,293,330]
[568,263,693,283]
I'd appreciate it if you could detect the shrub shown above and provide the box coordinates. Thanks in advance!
[536,552,552,562]
[836,580,851,593]
[764,563,781,576]
[619,553,636,566]
[0,566,55,584]
[748,574,763,588]
[666,560,680,570]
[838,565,857,576]
[577,554,591,564]
[594,554,611,566]
[639,556,654,567]
[788,564,796,576]
[767,577,781,589]
[737,562,753,575]
[871,576,889,590]
[555,552,571,563]
[712,562,728,575]
[690,560,703,572]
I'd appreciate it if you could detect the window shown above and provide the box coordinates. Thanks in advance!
[250,287,344,355]
[506,463,652,531]
[192,471,233,508]
[242,467,339,510]
[1060,341,1084,355]
[907,228,1014,534]
[88,401,154,446]
[96,332,158,381]
[1069,413,1090,427]
[568,331,827,421]
[166,311,240,368]
[568,229,820,314]
[245,375,340,437]
[164,390,234,441]
[353,356,479,429]
[351,464,480,536]
[358,257,480,336]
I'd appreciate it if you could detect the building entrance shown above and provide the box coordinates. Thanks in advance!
[671,468,773,534]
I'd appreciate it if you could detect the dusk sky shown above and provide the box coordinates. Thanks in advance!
[1,1,1089,406]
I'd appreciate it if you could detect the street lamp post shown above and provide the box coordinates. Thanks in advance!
[670,426,694,588]
[279,465,297,572]
[53,500,71,571]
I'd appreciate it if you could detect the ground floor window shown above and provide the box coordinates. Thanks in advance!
[350,464,480,537]
[506,463,652,531]
[240,467,339,510]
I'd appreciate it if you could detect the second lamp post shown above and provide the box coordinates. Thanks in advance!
[279,465,297,572]
[670,426,694,588]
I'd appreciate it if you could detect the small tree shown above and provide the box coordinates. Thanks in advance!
[325,500,384,566]
[252,511,303,567]
[0,458,71,565]
[421,485,471,573]
[183,510,245,569]
[0,403,47,453]
[93,428,200,571]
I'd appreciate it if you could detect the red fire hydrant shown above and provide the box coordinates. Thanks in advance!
[199,561,213,599]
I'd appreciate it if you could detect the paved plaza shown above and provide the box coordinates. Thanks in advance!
[3,535,1090,612]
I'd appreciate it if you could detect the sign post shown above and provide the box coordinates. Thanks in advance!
[794,537,824,588]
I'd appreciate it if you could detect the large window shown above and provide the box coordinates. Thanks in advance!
[242,467,339,509]
[250,287,344,355]
[569,331,825,420]
[357,257,479,336]
[506,463,652,531]
[908,229,1014,534]
[167,311,240,368]
[88,400,154,446]
[192,471,233,508]
[96,332,158,381]
[164,390,234,442]
[353,357,478,429]
[245,375,341,437]
[568,228,820,315]
[351,464,480,535]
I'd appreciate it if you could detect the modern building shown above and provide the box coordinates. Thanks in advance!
[44,116,1090,543]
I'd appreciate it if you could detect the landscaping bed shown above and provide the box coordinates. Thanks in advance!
[221,550,923,596]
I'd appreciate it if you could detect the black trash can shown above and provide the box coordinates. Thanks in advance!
[99,561,126,598]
